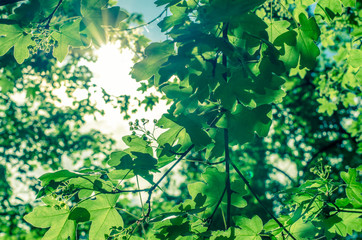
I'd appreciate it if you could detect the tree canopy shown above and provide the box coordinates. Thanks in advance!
[0,0,361,239]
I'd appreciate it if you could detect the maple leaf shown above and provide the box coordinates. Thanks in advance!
[0,24,35,64]
[78,194,123,240]
[24,206,76,240]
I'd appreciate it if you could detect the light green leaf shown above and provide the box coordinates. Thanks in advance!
[131,41,174,84]
[341,168,362,206]
[0,24,34,64]
[234,216,263,240]
[24,206,76,240]
[39,170,82,186]
[122,135,153,155]
[317,97,337,116]
[156,115,192,153]
[78,194,123,240]
[158,5,187,32]
[297,29,320,69]
[289,218,318,239]
[315,0,343,22]
[0,77,14,93]
[52,18,84,62]
[348,49,362,68]
[340,0,356,7]
[325,212,362,237]
[280,43,299,69]
[107,151,132,167]
[341,168,357,185]
[266,20,290,43]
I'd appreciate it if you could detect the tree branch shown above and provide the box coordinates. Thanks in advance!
[222,22,232,229]
[224,129,232,229]
[125,9,167,31]
[230,161,297,240]
[143,144,194,220]
[207,186,227,230]
[43,0,63,29]
[271,165,296,184]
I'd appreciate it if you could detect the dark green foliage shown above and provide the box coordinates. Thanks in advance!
[0,0,361,239]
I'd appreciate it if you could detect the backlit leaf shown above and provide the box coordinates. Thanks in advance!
[78,194,123,240]
[24,206,76,240]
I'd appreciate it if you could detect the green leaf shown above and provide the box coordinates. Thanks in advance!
[68,207,91,223]
[78,194,123,240]
[274,30,299,69]
[289,218,318,239]
[234,216,263,240]
[325,212,362,237]
[299,13,320,41]
[200,0,267,24]
[131,41,174,83]
[266,20,290,43]
[101,7,129,28]
[317,97,337,116]
[297,29,320,69]
[165,113,212,149]
[348,49,362,68]
[341,168,362,206]
[80,0,127,47]
[108,151,132,167]
[340,0,356,7]
[0,24,34,63]
[156,114,192,154]
[132,152,158,178]
[24,206,76,240]
[52,18,84,62]
[158,5,187,32]
[0,77,14,93]
[188,168,247,213]
[216,105,272,144]
[39,170,82,186]
[315,0,343,22]
[122,135,153,155]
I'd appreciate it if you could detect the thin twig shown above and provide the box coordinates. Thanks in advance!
[143,144,194,220]
[125,9,167,31]
[136,175,147,239]
[207,187,227,230]
[230,161,297,240]
[43,0,63,29]
[271,165,296,184]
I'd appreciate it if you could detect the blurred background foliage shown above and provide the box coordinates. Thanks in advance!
[0,0,361,239]
[0,0,152,237]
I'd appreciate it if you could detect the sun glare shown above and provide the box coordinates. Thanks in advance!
[79,42,168,145]
[90,42,139,96]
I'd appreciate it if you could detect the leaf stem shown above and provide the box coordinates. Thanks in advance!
[230,161,297,240]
